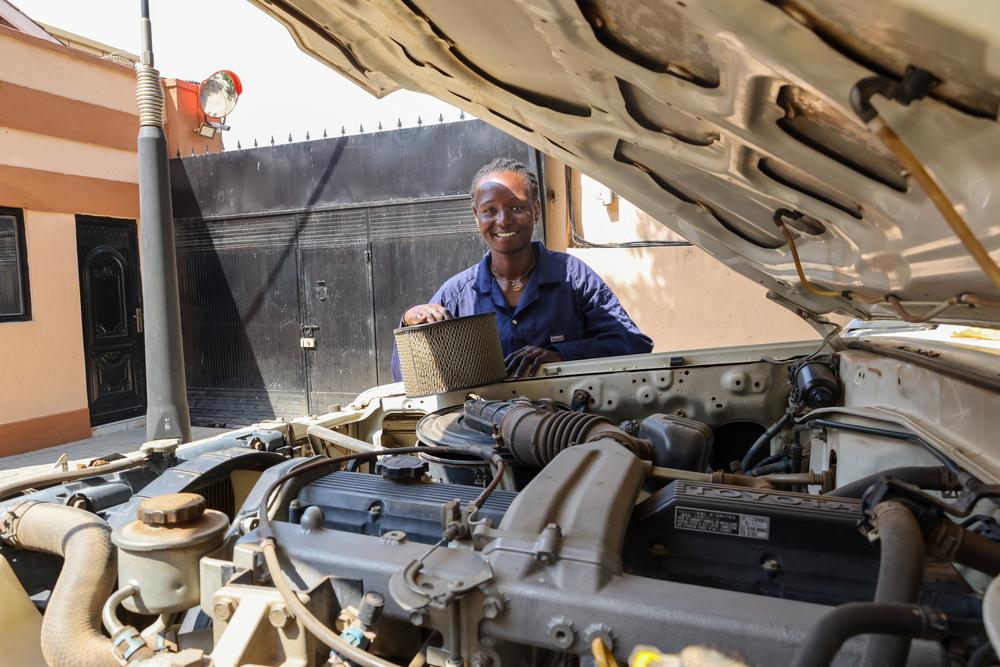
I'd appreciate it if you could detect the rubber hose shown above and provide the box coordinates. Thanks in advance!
[749,451,786,471]
[101,584,138,637]
[862,501,926,667]
[4,502,120,667]
[969,641,998,667]
[955,528,1000,577]
[825,466,956,498]
[790,603,946,667]
[740,411,790,472]
[749,460,790,477]
[463,399,650,467]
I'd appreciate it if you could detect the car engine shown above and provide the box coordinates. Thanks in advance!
[1,341,997,667]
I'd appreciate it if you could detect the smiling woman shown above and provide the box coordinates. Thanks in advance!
[392,158,653,381]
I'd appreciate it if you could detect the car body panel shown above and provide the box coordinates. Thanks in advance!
[250,0,1000,326]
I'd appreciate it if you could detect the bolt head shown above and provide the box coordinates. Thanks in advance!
[482,596,503,619]
[268,603,291,628]
[213,598,236,622]
[546,617,576,649]
[471,653,494,667]
[409,609,426,626]
[239,516,259,535]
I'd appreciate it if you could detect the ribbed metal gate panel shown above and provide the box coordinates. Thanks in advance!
[176,214,309,425]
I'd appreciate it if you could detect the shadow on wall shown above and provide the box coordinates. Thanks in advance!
[565,190,819,351]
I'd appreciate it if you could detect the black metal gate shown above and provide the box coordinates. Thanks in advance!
[171,120,541,426]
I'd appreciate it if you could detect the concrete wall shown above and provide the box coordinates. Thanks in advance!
[543,158,819,351]
[164,78,225,158]
[0,26,143,454]
[0,211,92,447]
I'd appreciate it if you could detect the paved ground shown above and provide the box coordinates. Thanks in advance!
[0,424,228,483]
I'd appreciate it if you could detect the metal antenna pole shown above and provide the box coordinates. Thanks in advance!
[136,0,191,443]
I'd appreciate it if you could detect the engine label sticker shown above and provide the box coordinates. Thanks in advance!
[674,506,770,540]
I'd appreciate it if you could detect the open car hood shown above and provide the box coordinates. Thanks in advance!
[250,0,1000,327]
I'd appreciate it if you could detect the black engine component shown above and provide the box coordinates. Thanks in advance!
[375,455,428,481]
[293,470,516,544]
[793,360,839,409]
[462,398,652,466]
[625,480,880,605]
[414,410,497,486]
[418,400,714,473]
[639,414,713,471]
[415,409,497,450]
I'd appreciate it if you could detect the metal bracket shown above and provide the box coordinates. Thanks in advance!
[532,523,563,564]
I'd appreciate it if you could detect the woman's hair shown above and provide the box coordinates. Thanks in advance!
[469,157,540,203]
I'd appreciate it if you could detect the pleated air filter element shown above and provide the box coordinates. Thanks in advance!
[394,313,506,397]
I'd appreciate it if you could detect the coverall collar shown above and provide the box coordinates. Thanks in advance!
[473,242,564,315]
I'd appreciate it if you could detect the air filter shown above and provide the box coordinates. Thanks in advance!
[394,313,506,397]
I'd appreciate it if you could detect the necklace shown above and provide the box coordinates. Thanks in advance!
[490,256,536,292]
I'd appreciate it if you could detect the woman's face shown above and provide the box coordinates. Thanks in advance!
[472,171,539,255]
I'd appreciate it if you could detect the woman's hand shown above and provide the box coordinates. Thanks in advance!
[505,346,563,378]
[403,304,453,326]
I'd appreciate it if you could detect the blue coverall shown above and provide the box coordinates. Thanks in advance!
[391,242,652,381]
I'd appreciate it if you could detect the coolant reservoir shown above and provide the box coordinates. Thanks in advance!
[112,492,228,614]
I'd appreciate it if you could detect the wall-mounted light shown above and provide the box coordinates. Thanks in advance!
[196,69,242,138]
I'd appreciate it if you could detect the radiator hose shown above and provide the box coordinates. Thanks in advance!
[926,518,1000,577]
[0,502,134,667]
[862,501,926,667]
[790,602,982,667]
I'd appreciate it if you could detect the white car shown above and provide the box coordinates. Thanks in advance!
[1,2,999,666]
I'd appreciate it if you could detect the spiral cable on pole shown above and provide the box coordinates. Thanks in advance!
[136,65,165,128]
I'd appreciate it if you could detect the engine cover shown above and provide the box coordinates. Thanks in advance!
[292,471,516,544]
[624,481,880,605]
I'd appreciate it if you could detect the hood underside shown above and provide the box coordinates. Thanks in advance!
[251,0,1000,326]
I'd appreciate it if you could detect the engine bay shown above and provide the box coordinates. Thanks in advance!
[2,339,998,667]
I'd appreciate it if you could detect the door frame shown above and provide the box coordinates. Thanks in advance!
[76,215,146,426]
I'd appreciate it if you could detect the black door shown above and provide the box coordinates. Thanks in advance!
[76,216,146,425]
[299,208,378,413]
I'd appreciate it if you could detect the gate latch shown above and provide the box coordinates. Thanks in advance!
[300,324,319,349]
